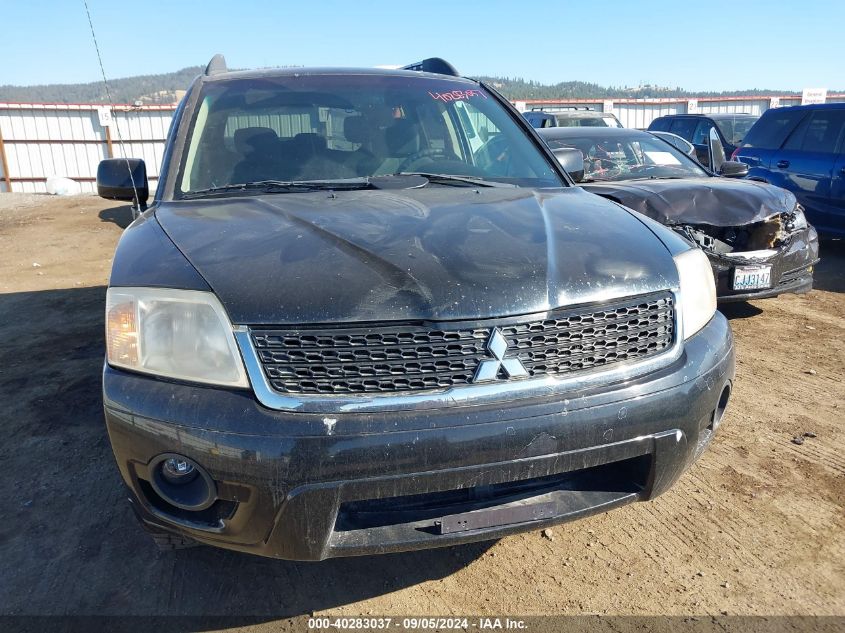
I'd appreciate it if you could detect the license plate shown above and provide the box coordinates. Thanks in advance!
[733,265,772,291]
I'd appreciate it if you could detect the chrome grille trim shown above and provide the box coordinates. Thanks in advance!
[235,290,683,414]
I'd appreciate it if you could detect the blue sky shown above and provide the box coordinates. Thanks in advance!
[3,0,843,91]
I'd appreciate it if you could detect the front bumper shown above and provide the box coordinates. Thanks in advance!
[103,313,735,561]
[710,226,819,302]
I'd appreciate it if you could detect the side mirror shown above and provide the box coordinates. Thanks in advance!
[707,128,726,173]
[552,147,585,183]
[97,158,149,209]
[719,160,750,178]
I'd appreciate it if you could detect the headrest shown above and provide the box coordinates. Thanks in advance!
[385,120,420,156]
[290,133,327,152]
[233,127,278,155]
[344,116,370,144]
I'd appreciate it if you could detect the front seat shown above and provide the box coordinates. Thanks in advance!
[231,127,281,183]
[344,115,382,176]
[383,119,422,173]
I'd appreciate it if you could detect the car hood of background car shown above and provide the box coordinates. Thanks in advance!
[154,187,678,325]
[580,177,797,227]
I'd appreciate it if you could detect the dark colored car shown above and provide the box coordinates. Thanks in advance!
[648,113,759,166]
[524,108,623,128]
[731,103,845,237]
[539,126,819,302]
[95,56,734,560]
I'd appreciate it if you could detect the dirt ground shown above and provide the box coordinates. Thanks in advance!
[0,194,842,625]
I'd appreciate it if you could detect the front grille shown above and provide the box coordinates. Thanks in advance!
[251,292,674,395]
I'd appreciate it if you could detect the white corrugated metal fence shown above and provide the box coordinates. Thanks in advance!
[0,103,175,193]
[2,93,845,193]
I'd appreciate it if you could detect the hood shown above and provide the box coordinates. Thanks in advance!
[581,177,797,227]
[154,187,678,325]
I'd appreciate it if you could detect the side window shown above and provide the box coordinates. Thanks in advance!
[649,118,670,132]
[457,99,501,149]
[800,110,845,154]
[782,110,845,153]
[782,115,812,151]
[692,120,715,145]
[742,109,806,149]
[669,118,698,142]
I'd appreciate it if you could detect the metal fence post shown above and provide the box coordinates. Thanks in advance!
[0,123,11,193]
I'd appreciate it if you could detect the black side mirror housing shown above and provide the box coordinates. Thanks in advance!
[719,160,750,178]
[97,158,149,207]
[552,147,585,183]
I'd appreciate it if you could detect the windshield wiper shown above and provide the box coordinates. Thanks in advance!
[181,179,375,199]
[393,172,516,188]
[626,175,689,182]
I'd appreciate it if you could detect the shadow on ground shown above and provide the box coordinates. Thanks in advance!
[0,287,490,625]
[814,238,845,293]
[98,204,135,230]
[718,302,763,320]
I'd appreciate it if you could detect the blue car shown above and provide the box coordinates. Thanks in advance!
[732,103,845,236]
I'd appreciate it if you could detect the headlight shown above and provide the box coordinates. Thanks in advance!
[789,204,808,231]
[106,287,248,387]
[673,248,717,340]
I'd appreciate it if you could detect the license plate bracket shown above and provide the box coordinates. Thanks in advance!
[733,264,772,291]
[436,501,557,534]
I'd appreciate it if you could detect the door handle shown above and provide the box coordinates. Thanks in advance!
[776,160,790,169]
[840,166,845,176]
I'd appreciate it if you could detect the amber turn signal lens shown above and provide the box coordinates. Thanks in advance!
[106,299,138,366]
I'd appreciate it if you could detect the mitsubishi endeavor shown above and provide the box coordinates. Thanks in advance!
[97,56,735,560]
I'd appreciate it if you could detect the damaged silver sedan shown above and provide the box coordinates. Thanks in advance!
[539,126,819,301]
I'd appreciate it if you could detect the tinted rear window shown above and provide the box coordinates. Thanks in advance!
[668,118,698,141]
[742,109,807,149]
[648,118,671,132]
[713,117,758,145]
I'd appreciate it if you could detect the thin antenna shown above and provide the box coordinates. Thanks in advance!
[82,0,143,211]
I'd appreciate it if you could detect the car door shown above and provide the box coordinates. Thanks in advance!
[768,109,845,231]
[734,107,807,175]
[826,135,845,235]
[691,119,716,165]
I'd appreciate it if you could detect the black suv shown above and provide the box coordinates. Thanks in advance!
[648,113,759,165]
[96,56,734,560]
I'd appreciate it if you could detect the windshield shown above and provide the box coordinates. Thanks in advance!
[714,117,758,145]
[546,133,709,182]
[177,75,563,196]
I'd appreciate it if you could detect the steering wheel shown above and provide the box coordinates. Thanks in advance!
[395,148,449,173]
[473,134,511,176]
[588,157,624,179]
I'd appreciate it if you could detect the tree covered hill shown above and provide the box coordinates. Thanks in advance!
[0,67,204,104]
[0,66,829,104]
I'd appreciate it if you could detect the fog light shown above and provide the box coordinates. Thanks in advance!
[148,453,216,511]
[162,458,197,485]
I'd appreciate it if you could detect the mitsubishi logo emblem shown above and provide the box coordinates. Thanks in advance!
[473,329,529,383]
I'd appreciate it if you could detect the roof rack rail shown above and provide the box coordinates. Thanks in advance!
[401,57,460,77]
[205,54,228,76]
[534,106,594,112]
